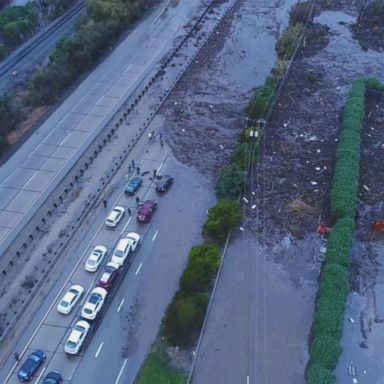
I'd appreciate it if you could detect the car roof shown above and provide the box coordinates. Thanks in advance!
[62,291,76,303]
[126,232,140,240]
[68,329,82,343]
[131,177,142,183]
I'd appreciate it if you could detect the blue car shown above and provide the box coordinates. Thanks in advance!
[125,176,143,195]
[17,350,46,382]
[43,371,62,384]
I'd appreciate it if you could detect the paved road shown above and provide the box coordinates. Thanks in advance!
[1,135,214,383]
[0,0,201,263]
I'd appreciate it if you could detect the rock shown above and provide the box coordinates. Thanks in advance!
[310,181,318,185]
[315,167,321,171]
[349,317,355,323]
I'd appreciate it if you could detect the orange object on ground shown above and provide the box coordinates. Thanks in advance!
[317,224,330,236]
[373,221,384,232]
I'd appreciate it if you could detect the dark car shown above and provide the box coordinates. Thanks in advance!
[42,371,62,384]
[97,261,120,290]
[17,350,46,382]
[155,175,174,194]
[125,177,143,195]
[136,200,157,223]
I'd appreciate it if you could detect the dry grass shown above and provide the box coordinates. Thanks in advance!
[288,197,318,215]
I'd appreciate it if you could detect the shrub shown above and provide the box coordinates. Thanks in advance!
[216,163,244,200]
[163,293,208,347]
[314,296,345,339]
[232,142,251,169]
[180,244,221,293]
[203,199,242,243]
[245,75,280,119]
[0,135,9,155]
[310,335,342,371]
[324,217,354,268]
[319,264,349,303]
[307,363,335,384]
[276,23,303,59]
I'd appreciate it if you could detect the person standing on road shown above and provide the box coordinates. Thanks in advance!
[131,159,135,169]
[128,164,131,173]
[136,166,140,175]
[128,208,132,216]
[14,352,20,362]
[135,196,140,205]
[103,200,107,208]
[153,169,157,179]
[160,139,164,148]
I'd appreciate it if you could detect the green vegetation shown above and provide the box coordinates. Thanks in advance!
[203,199,242,243]
[216,163,244,200]
[245,75,281,119]
[276,23,303,59]
[135,343,187,384]
[307,78,384,384]
[0,3,38,46]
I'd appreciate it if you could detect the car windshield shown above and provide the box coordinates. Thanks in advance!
[44,379,57,384]
[83,308,92,314]
[66,341,76,349]
[60,301,69,308]
[114,250,124,257]
[89,293,100,304]
[74,325,85,332]
[30,354,40,362]
[87,259,96,265]
[69,289,78,295]
[93,250,102,256]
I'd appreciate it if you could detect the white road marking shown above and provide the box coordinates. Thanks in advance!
[120,216,132,235]
[124,64,133,74]
[114,358,128,384]
[135,262,143,276]
[246,375,250,384]
[34,367,46,384]
[23,171,37,188]
[152,230,158,241]
[147,38,156,47]
[59,133,71,146]
[95,342,104,358]
[117,298,125,313]
[79,283,93,306]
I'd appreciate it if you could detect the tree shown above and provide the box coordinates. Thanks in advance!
[203,199,242,243]
[216,163,244,200]
[180,245,221,293]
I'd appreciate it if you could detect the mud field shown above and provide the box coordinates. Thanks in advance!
[161,0,384,381]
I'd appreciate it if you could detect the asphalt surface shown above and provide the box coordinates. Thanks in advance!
[2,138,213,383]
[0,0,201,265]
[0,0,223,382]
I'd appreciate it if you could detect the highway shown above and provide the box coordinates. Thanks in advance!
[0,0,235,382]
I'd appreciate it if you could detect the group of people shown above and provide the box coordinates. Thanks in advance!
[148,131,164,147]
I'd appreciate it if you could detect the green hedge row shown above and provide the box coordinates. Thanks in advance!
[163,244,221,347]
[307,78,384,383]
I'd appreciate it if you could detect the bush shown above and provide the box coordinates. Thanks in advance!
[314,296,345,339]
[310,335,342,371]
[216,163,244,200]
[324,217,354,268]
[163,293,208,347]
[319,264,349,303]
[203,199,242,243]
[0,135,9,155]
[180,244,221,293]
[276,23,303,59]
[307,363,335,384]
[245,75,280,119]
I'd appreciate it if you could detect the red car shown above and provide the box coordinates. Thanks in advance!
[97,262,120,290]
[136,200,157,223]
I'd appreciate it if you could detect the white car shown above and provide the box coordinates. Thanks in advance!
[111,232,141,267]
[105,206,125,228]
[81,287,107,320]
[57,284,84,315]
[64,320,90,354]
[85,245,107,272]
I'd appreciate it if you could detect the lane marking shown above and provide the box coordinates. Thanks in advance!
[124,63,133,74]
[34,367,46,384]
[59,133,71,146]
[120,216,132,235]
[95,342,104,358]
[79,283,93,306]
[114,358,128,384]
[135,262,143,276]
[152,230,158,241]
[247,375,250,384]
[117,298,125,313]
